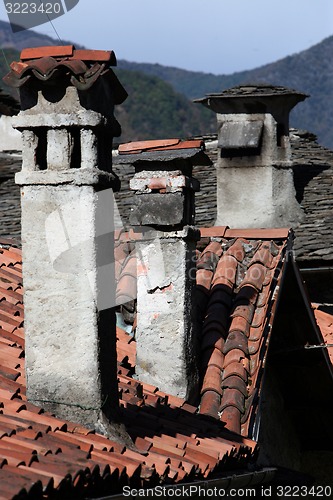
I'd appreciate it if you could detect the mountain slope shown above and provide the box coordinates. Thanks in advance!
[1,19,332,147]
[0,19,81,50]
[113,69,215,142]
[119,36,333,148]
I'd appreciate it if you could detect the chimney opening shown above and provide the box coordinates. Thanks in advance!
[35,128,47,170]
[277,123,287,148]
[70,128,81,169]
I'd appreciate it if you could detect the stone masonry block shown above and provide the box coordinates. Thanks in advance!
[130,192,185,226]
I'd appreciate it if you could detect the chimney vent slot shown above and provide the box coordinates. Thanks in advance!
[35,128,47,171]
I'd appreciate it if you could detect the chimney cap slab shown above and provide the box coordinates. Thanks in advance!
[116,139,211,166]
[194,83,309,115]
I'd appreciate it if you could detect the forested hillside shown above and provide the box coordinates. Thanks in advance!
[1,19,332,146]
[119,36,333,147]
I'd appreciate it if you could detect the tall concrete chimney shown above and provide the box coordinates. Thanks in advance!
[117,139,211,402]
[4,46,128,435]
[195,84,308,228]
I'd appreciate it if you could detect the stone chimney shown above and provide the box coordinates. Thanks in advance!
[195,84,308,228]
[4,46,128,435]
[117,139,211,402]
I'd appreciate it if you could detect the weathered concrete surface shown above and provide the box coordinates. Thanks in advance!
[195,87,307,230]
[0,115,22,151]
[214,113,304,228]
[20,184,118,431]
[217,113,291,167]
[15,168,116,186]
[135,231,199,401]
[215,165,304,228]
[13,71,126,437]
[130,192,185,226]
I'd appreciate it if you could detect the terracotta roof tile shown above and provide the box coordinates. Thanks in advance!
[219,406,242,434]
[20,45,74,60]
[199,390,221,418]
[197,231,291,436]
[199,227,229,238]
[0,238,278,498]
[223,331,249,356]
[224,228,291,239]
[4,49,126,104]
[242,263,266,291]
[201,328,225,353]
[229,316,250,337]
[313,307,333,365]
[118,139,205,155]
[223,362,248,382]
[212,255,238,288]
[201,365,223,396]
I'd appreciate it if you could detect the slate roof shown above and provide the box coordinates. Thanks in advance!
[0,239,267,500]
[113,132,333,264]
[290,129,333,263]
[2,130,333,263]
[0,152,21,240]
[198,83,308,98]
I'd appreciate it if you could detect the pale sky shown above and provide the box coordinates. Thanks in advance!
[1,0,333,74]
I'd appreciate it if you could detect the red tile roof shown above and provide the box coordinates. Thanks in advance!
[115,226,333,439]
[0,239,257,499]
[20,46,116,64]
[197,230,289,436]
[312,307,333,365]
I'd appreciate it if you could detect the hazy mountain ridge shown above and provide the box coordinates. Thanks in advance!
[0,20,332,146]
[0,19,82,50]
[119,36,333,147]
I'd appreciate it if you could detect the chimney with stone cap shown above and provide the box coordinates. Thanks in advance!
[4,46,128,436]
[117,139,211,403]
[195,84,308,228]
